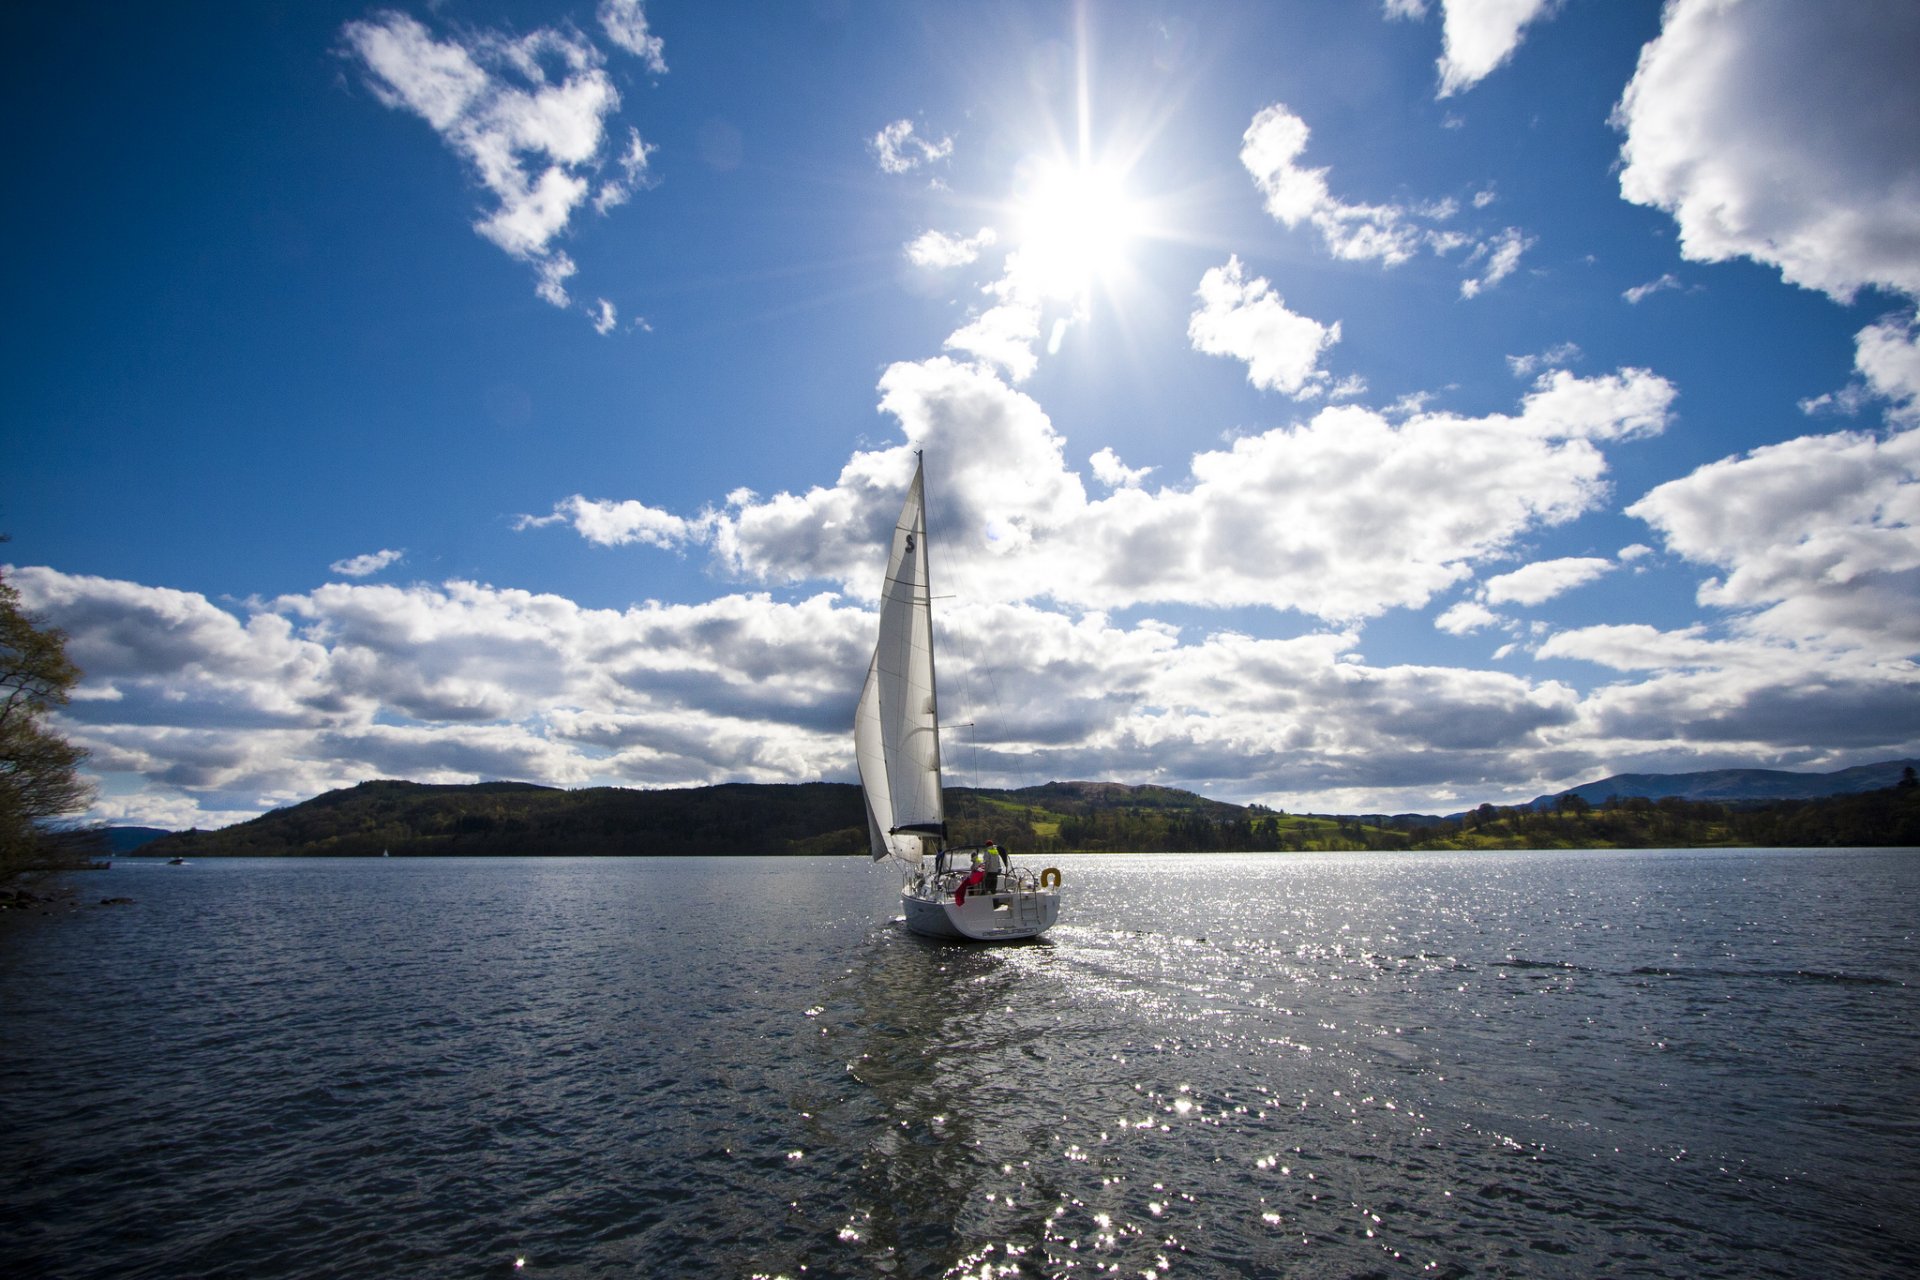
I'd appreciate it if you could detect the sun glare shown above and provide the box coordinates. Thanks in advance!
[1012,159,1145,302]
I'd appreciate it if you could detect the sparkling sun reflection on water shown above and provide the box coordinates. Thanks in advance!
[2,849,1915,1279]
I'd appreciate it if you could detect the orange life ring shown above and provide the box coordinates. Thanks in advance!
[1040,866,1062,889]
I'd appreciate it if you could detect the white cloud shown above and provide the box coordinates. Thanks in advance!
[1853,313,1920,422]
[1536,623,1920,769]
[1623,273,1682,304]
[944,292,1043,383]
[1239,103,1535,290]
[871,119,953,175]
[1483,556,1614,606]
[1187,256,1340,396]
[534,252,578,308]
[1626,425,1920,656]
[11,566,881,825]
[1436,0,1563,98]
[330,549,405,578]
[1460,226,1532,298]
[593,127,658,213]
[1801,313,1920,422]
[906,226,998,269]
[1615,0,1920,305]
[342,12,654,311]
[597,0,667,73]
[1507,342,1581,378]
[515,495,708,548]
[699,358,1673,625]
[21,363,1917,830]
[591,298,618,335]
[1089,448,1153,490]
[1240,104,1422,266]
[8,563,1616,825]
[1436,600,1500,634]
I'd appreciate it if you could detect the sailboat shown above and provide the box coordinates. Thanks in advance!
[855,456,1062,941]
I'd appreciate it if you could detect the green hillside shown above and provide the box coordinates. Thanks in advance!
[135,770,1920,857]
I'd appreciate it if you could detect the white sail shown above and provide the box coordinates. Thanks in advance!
[855,460,945,862]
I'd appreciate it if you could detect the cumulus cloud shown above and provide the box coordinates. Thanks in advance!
[11,566,879,826]
[1089,447,1153,490]
[10,562,1625,825]
[1187,256,1341,397]
[1626,425,1920,656]
[516,495,709,549]
[1537,622,1920,768]
[942,264,1048,382]
[700,358,1674,624]
[1435,0,1563,98]
[19,346,1917,828]
[1615,0,1920,305]
[906,226,998,269]
[1483,556,1614,606]
[341,11,658,315]
[1852,313,1920,422]
[330,549,405,578]
[871,119,953,174]
[1239,103,1536,289]
[1436,599,1500,634]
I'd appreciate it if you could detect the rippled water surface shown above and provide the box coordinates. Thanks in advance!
[3,849,1916,1279]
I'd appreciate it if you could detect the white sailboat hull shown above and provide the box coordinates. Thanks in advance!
[902,881,1060,941]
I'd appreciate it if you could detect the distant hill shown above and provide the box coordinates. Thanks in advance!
[131,762,1920,858]
[1528,760,1919,809]
[142,779,872,859]
[103,827,172,853]
[141,777,1252,859]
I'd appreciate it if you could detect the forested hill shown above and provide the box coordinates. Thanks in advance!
[137,778,1256,858]
[132,770,1920,857]
[141,780,871,858]
[1524,759,1920,808]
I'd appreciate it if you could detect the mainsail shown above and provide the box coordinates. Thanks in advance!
[855,459,945,862]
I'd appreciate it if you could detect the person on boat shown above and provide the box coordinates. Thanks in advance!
[955,852,986,906]
[983,840,1005,890]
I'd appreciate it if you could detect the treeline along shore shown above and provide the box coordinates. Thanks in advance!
[131,770,1920,859]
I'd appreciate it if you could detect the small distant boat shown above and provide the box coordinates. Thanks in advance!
[855,455,1061,942]
[167,857,187,866]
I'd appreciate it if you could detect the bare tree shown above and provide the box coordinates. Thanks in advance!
[1,560,98,880]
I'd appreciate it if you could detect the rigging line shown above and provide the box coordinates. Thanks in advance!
[919,454,982,796]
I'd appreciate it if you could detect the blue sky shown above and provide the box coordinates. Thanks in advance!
[7,0,1918,829]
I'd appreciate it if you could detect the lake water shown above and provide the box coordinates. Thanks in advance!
[2,848,1915,1279]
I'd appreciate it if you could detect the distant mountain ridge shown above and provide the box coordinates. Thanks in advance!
[120,760,1920,856]
[1527,760,1919,809]
[101,827,171,853]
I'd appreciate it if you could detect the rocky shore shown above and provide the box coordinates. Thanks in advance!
[0,884,134,914]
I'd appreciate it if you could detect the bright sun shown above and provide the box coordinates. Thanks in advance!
[1011,158,1145,303]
